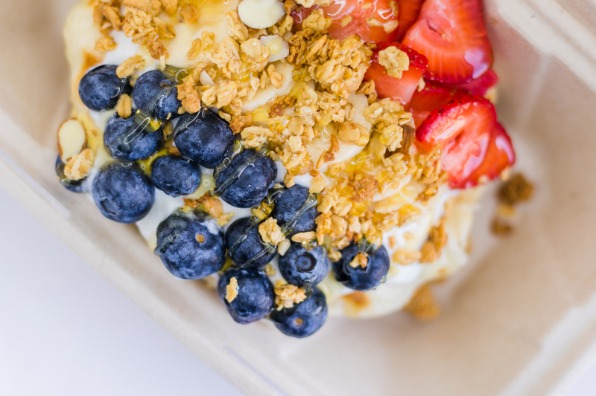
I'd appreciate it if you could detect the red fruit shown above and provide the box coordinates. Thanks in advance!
[323,0,400,43]
[416,95,513,188]
[408,83,454,127]
[466,122,515,187]
[455,69,499,96]
[402,0,493,84]
[395,0,425,41]
[364,43,428,105]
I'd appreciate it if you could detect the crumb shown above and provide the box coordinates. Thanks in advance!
[116,55,146,78]
[291,231,316,243]
[274,281,306,310]
[116,93,133,118]
[258,218,286,246]
[225,277,239,303]
[64,149,95,181]
[491,217,513,236]
[404,285,440,320]
[498,173,534,206]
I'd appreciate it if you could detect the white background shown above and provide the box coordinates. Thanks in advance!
[0,186,594,396]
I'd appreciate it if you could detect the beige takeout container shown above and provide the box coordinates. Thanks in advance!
[1,0,595,394]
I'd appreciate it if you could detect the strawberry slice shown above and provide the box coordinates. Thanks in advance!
[395,0,425,41]
[416,94,513,188]
[455,69,499,96]
[465,122,515,187]
[408,83,454,127]
[364,43,428,105]
[402,0,493,84]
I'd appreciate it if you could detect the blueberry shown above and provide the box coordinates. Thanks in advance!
[225,217,276,269]
[104,114,163,161]
[92,161,155,223]
[174,109,235,168]
[79,65,129,111]
[218,268,275,324]
[278,243,329,286]
[214,149,277,208]
[271,287,328,338]
[150,155,201,197]
[155,210,226,280]
[55,156,87,193]
[132,70,181,120]
[271,184,318,236]
[333,243,390,291]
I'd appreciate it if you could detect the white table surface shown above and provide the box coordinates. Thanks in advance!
[0,185,594,396]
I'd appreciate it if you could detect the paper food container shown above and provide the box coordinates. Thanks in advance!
[1,0,595,394]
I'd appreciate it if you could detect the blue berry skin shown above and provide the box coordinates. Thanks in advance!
[79,65,129,111]
[214,149,277,208]
[92,161,155,223]
[155,210,226,280]
[271,287,328,338]
[132,70,181,120]
[150,155,201,197]
[104,114,163,161]
[271,184,318,236]
[333,244,390,291]
[218,268,275,324]
[225,217,276,269]
[278,243,329,286]
[174,109,235,168]
[55,157,87,193]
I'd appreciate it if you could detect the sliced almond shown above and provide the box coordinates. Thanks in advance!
[238,0,284,29]
[58,119,87,162]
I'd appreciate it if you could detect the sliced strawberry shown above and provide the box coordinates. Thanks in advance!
[402,0,493,84]
[323,0,400,43]
[465,122,515,187]
[455,69,499,96]
[395,0,425,41]
[408,83,454,127]
[364,43,428,105]
[416,95,513,188]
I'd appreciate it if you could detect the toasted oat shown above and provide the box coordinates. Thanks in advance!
[274,280,307,310]
[498,173,534,206]
[226,10,249,42]
[491,218,513,236]
[404,285,440,320]
[309,174,327,194]
[419,219,448,263]
[177,75,202,114]
[161,0,178,15]
[302,9,331,31]
[116,55,146,79]
[291,231,316,243]
[241,126,273,148]
[378,46,410,78]
[348,252,368,269]
[116,93,133,118]
[64,148,95,181]
[277,239,291,256]
[179,3,200,23]
[259,218,286,246]
[95,35,117,52]
[392,249,422,265]
[225,277,239,303]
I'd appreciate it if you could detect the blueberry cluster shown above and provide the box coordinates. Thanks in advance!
[57,64,391,338]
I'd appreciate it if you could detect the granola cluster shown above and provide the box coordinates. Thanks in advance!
[87,0,455,266]
[90,0,186,59]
